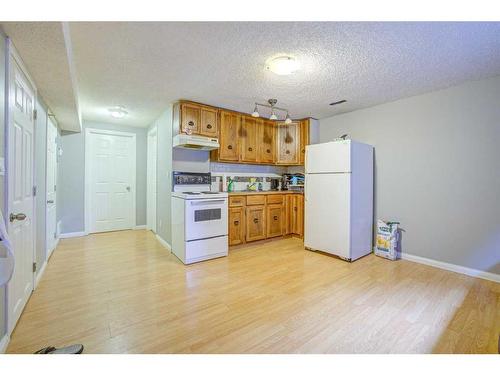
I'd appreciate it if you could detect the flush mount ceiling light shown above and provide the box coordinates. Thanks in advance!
[251,99,292,124]
[109,105,128,119]
[266,56,300,76]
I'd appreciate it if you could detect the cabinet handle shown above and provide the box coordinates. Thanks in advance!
[253,218,259,223]
[228,145,233,150]
[248,147,253,152]
[266,149,271,153]
[188,120,194,127]
[294,207,297,211]
[302,150,305,153]
[207,124,212,129]
[286,150,290,154]
[273,216,278,221]
[234,220,239,226]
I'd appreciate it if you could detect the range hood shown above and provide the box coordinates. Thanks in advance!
[173,134,220,151]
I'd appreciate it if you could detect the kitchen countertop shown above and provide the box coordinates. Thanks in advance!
[228,190,303,195]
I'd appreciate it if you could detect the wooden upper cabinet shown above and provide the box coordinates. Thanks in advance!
[200,107,218,137]
[299,119,310,165]
[240,116,259,162]
[276,122,300,165]
[258,120,276,164]
[218,111,240,161]
[180,103,201,134]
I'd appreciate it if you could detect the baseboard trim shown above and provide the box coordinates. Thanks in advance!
[34,260,48,290]
[155,234,171,252]
[0,334,10,354]
[134,225,147,230]
[401,253,500,283]
[59,231,86,239]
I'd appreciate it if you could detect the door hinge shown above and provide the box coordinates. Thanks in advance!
[33,262,37,273]
[54,232,57,240]
[33,186,37,197]
[33,109,37,120]
[54,184,57,192]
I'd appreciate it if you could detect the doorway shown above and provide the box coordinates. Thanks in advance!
[46,116,58,257]
[6,45,36,334]
[147,126,157,233]
[84,128,136,234]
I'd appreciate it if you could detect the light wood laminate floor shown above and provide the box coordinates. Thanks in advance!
[7,230,500,353]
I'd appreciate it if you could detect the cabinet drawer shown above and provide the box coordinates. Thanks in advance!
[229,196,245,207]
[266,194,283,205]
[246,195,266,206]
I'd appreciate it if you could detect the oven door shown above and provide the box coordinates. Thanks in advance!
[185,198,228,241]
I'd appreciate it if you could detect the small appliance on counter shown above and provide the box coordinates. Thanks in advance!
[270,178,281,191]
[171,171,228,264]
[282,173,305,191]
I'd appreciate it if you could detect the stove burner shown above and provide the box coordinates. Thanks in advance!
[183,192,202,195]
[201,192,219,194]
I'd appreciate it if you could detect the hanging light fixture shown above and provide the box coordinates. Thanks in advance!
[251,99,292,122]
[251,104,260,118]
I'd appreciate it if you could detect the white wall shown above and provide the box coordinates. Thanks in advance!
[153,107,173,244]
[320,75,500,275]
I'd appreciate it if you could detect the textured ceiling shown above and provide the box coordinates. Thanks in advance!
[0,22,82,131]
[7,22,500,128]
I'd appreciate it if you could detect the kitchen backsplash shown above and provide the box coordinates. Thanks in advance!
[210,162,286,174]
[210,162,286,192]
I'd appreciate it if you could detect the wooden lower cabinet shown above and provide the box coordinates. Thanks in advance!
[246,205,266,242]
[228,193,304,246]
[228,207,245,246]
[266,204,283,238]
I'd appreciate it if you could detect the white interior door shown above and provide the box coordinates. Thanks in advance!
[304,173,351,258]
[7,53,36,334]
[46,117,58,257]
[86,129,136,233]
[147,128,157,232]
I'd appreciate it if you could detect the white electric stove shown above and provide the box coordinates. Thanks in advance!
[171,172,228,264]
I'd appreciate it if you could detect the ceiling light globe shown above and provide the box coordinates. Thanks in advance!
[251,105,260,117]
[285,116,292,124]
[269,113,278,120]
[266,56,300,76]
[109,106,128,119]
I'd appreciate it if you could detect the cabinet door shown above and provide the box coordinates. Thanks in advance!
[229,207,245,246]
[276,122,299,165]
[293,195,304,238]
[266,204,283,238]
[218,111,240,161]
[258,120,275,164]
[284,195,293,235]
[181,103,201,134]
[246,205,266,242]
[240,116,259,162]
[200,107,218,137]
[299,119,310,165]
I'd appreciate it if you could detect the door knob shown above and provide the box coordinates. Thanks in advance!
[9,213,26,222]
[126,186,131,192]
[47,200,54,204]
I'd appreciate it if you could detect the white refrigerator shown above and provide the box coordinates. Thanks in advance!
[304,140,374,261]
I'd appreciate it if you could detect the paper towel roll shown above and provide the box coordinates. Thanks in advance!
[0,210,15,286]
